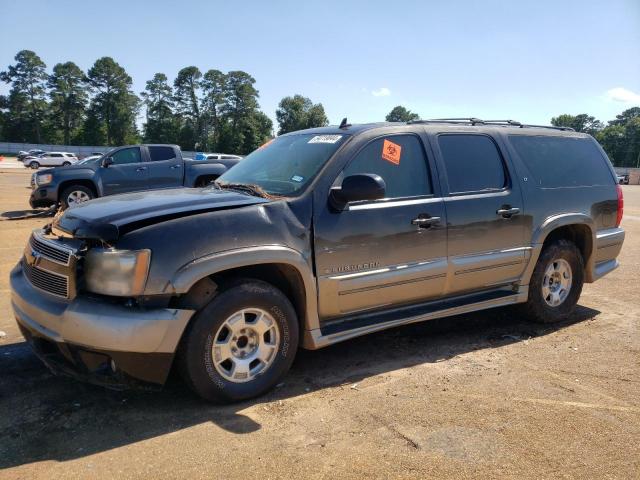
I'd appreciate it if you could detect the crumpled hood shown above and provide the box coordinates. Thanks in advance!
[53,187,269,242]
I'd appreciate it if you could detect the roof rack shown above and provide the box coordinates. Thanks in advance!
[407,117,574,131]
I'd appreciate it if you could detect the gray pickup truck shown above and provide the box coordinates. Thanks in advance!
[11,119,625,403]
[30,144,240,208]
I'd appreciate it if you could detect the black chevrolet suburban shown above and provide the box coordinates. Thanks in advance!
[11,119,625,403]
[29,144,240,208]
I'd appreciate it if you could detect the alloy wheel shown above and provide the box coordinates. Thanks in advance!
[542,258,572,307]
[66,190,91,207]
[212,308,280,383]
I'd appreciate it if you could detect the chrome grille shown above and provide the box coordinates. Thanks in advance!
[29,234,72,265]
[22,260,69,298]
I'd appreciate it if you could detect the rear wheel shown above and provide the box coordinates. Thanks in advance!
[60,185,94,209]
[62,161,71,166]
[29,161,40,169]
[521,239,584,323]
[178,280,299,403]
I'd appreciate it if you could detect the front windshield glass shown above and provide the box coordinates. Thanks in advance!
[218,133,349,196]
[79,156,102,165]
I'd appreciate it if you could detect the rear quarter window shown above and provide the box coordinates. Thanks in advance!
[508,135,613,188]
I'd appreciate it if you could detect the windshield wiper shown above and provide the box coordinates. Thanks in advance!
[213,181,270,199]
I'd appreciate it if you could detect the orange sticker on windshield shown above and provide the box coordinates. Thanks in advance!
[382,139,401,165]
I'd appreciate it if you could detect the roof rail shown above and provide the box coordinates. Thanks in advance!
[407,117,575,131]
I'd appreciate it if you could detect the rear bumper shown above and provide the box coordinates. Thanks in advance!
[592,227,625,281]
[10,262,194,388]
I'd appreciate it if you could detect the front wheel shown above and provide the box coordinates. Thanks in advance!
[62,161,71,166]
[60,185,94,209]
[521,239,584,323]
[29,161,40,169]
[178,280,299,403]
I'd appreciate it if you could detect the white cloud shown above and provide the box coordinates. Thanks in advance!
[371,87,391,97]
[605,87,640,104]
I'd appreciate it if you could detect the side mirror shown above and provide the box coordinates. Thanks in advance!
[329,174,386,210]
[102,157,113,168]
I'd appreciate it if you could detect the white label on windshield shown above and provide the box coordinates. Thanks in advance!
[291,175,304,183]
[308,135,342,144]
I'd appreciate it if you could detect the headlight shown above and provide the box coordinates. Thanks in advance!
[84,249,151,296]
[36,173,53,185]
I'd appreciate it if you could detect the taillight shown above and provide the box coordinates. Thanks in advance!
[616,184,624,227]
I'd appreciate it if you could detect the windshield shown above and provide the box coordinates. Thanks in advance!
[79,156,102,165]
[218,133,349,196]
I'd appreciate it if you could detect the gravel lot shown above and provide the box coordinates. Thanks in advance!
[0,170,638,479]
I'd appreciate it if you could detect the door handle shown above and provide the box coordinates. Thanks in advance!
[136,166,147,172]
[497,206,520,218]
[411,215,441,228]
[170,164,181,169]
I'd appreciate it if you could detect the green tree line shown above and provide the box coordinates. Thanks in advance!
[0,50,329,154]
[384,105,640,167]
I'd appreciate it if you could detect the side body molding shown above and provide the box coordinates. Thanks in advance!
[169,246,321,344]
[521,213,596,284]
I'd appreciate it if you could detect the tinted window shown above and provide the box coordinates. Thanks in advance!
[64,153,74,157]
[148,146,176,162]
[221,155,237,159]
[438,135,506,194]
[111,147,141,165]
[50,153,63,158]
[343,135,431,199]
[508,135,613,188]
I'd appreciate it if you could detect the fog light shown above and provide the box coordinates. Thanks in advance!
[110,359,117,372]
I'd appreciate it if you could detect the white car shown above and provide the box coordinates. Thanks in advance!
[23,152,78,169]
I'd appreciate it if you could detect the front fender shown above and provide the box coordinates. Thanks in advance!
[54,169,99,195]
[168,245,321,340]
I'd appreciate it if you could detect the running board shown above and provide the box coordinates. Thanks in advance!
[303,286,528,349]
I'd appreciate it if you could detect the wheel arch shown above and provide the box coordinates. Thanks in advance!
[57,179,98,201]
[525,213,597,283]
[169,246,320,346]
[186,163,228,187]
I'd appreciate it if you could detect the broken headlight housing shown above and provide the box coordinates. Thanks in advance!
[84,248,151,296]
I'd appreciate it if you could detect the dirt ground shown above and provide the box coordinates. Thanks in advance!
[0,170,638,479]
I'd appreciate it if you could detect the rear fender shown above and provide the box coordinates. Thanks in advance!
[521,213,596,284]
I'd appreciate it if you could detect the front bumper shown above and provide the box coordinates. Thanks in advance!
[10,262,194,388]
[29,185,57,208]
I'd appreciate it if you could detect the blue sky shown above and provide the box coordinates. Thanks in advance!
[1,0,639,128]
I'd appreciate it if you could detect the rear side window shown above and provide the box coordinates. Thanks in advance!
[148,146,177,162]
[343,134,432,199]
[438,134,506,194]
[50,153,63,158]
[508,135,613,188]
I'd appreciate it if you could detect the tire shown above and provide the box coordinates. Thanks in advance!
[29,161,40,169]
[60,185,94,209]
[178,279,299,403]
[521,239,584,323]
[62,161,71,166]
